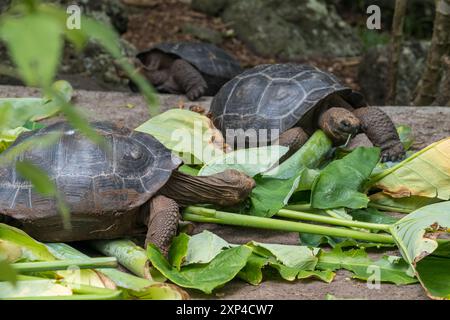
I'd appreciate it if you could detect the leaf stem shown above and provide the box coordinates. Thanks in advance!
[368,202,413,214]
[11,257,117,273]
[284,203,312,211]
[183,207,395,244]
[275,209,391,231]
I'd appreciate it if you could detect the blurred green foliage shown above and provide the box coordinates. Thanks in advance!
[0,0,159,268]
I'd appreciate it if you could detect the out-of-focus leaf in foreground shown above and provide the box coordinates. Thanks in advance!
[48,243,187,300]
[369,138,450,200]
[0,223,56,262]
[15,161,70,229]
[0,13,62,87]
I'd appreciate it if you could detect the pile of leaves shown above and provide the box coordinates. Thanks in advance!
[0,96,449,300]
[136,109,450,300]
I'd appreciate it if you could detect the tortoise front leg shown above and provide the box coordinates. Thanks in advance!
[171,59,208,100]
[353,107,405,162]
[274,127,309,161]
[145,195,180,257]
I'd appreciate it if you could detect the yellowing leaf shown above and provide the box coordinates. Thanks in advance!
[389,201,450,299]
[371,138,450,200]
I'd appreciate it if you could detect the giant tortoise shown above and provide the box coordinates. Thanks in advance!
[210,63,405,162]
[0,122,254,255]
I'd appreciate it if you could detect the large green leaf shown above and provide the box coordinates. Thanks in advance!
[185,231,231,265]
[0,13,62,87]
[389,201,450,299]
[311,147,380,209]
[147,243,252,294]
[370,138,450,200]
[415,255,450,300]
[250,131,332,217]
[198,145,288,177]
[237,254,268,285]
[317,247,417,285]
[250,174,302,217]
[135,109,227,164]
[249,242,319,269]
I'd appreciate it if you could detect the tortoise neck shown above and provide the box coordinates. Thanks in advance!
[159,170,255,207]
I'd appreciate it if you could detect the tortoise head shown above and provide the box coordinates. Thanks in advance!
[319,107,361,143]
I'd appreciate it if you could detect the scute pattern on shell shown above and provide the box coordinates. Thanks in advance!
[150,42,242,79]
[210,63,351,135]
[0,122,181,220]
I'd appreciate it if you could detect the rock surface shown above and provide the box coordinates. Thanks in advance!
[192,0,362,59]
[358,41,430,106]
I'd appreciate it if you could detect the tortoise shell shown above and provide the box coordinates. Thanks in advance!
[137,42,242,94]
[210,63,353,141]
[0,122,181,224]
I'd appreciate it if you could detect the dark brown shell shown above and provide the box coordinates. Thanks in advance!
[138,42,242,80]
[210,63,352,138]
[0,122,181,222]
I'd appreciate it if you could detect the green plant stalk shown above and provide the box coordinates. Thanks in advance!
[7,292,122,300]
[284,203,313,211]
[183,207,395,244]
[368,202,413,214]
[275,209,391,231]
[11,257,117,273]
[46,243,164,291]
[89,239,153,280]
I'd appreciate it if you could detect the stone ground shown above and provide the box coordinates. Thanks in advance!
[1,85,450,300]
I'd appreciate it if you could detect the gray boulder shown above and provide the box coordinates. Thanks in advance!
[358,41,429,106]
[193,0,362,59]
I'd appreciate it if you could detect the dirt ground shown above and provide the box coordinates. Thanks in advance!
[1,85,450,300]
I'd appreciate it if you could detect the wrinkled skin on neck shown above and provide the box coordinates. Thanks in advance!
[160,169,256,207]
